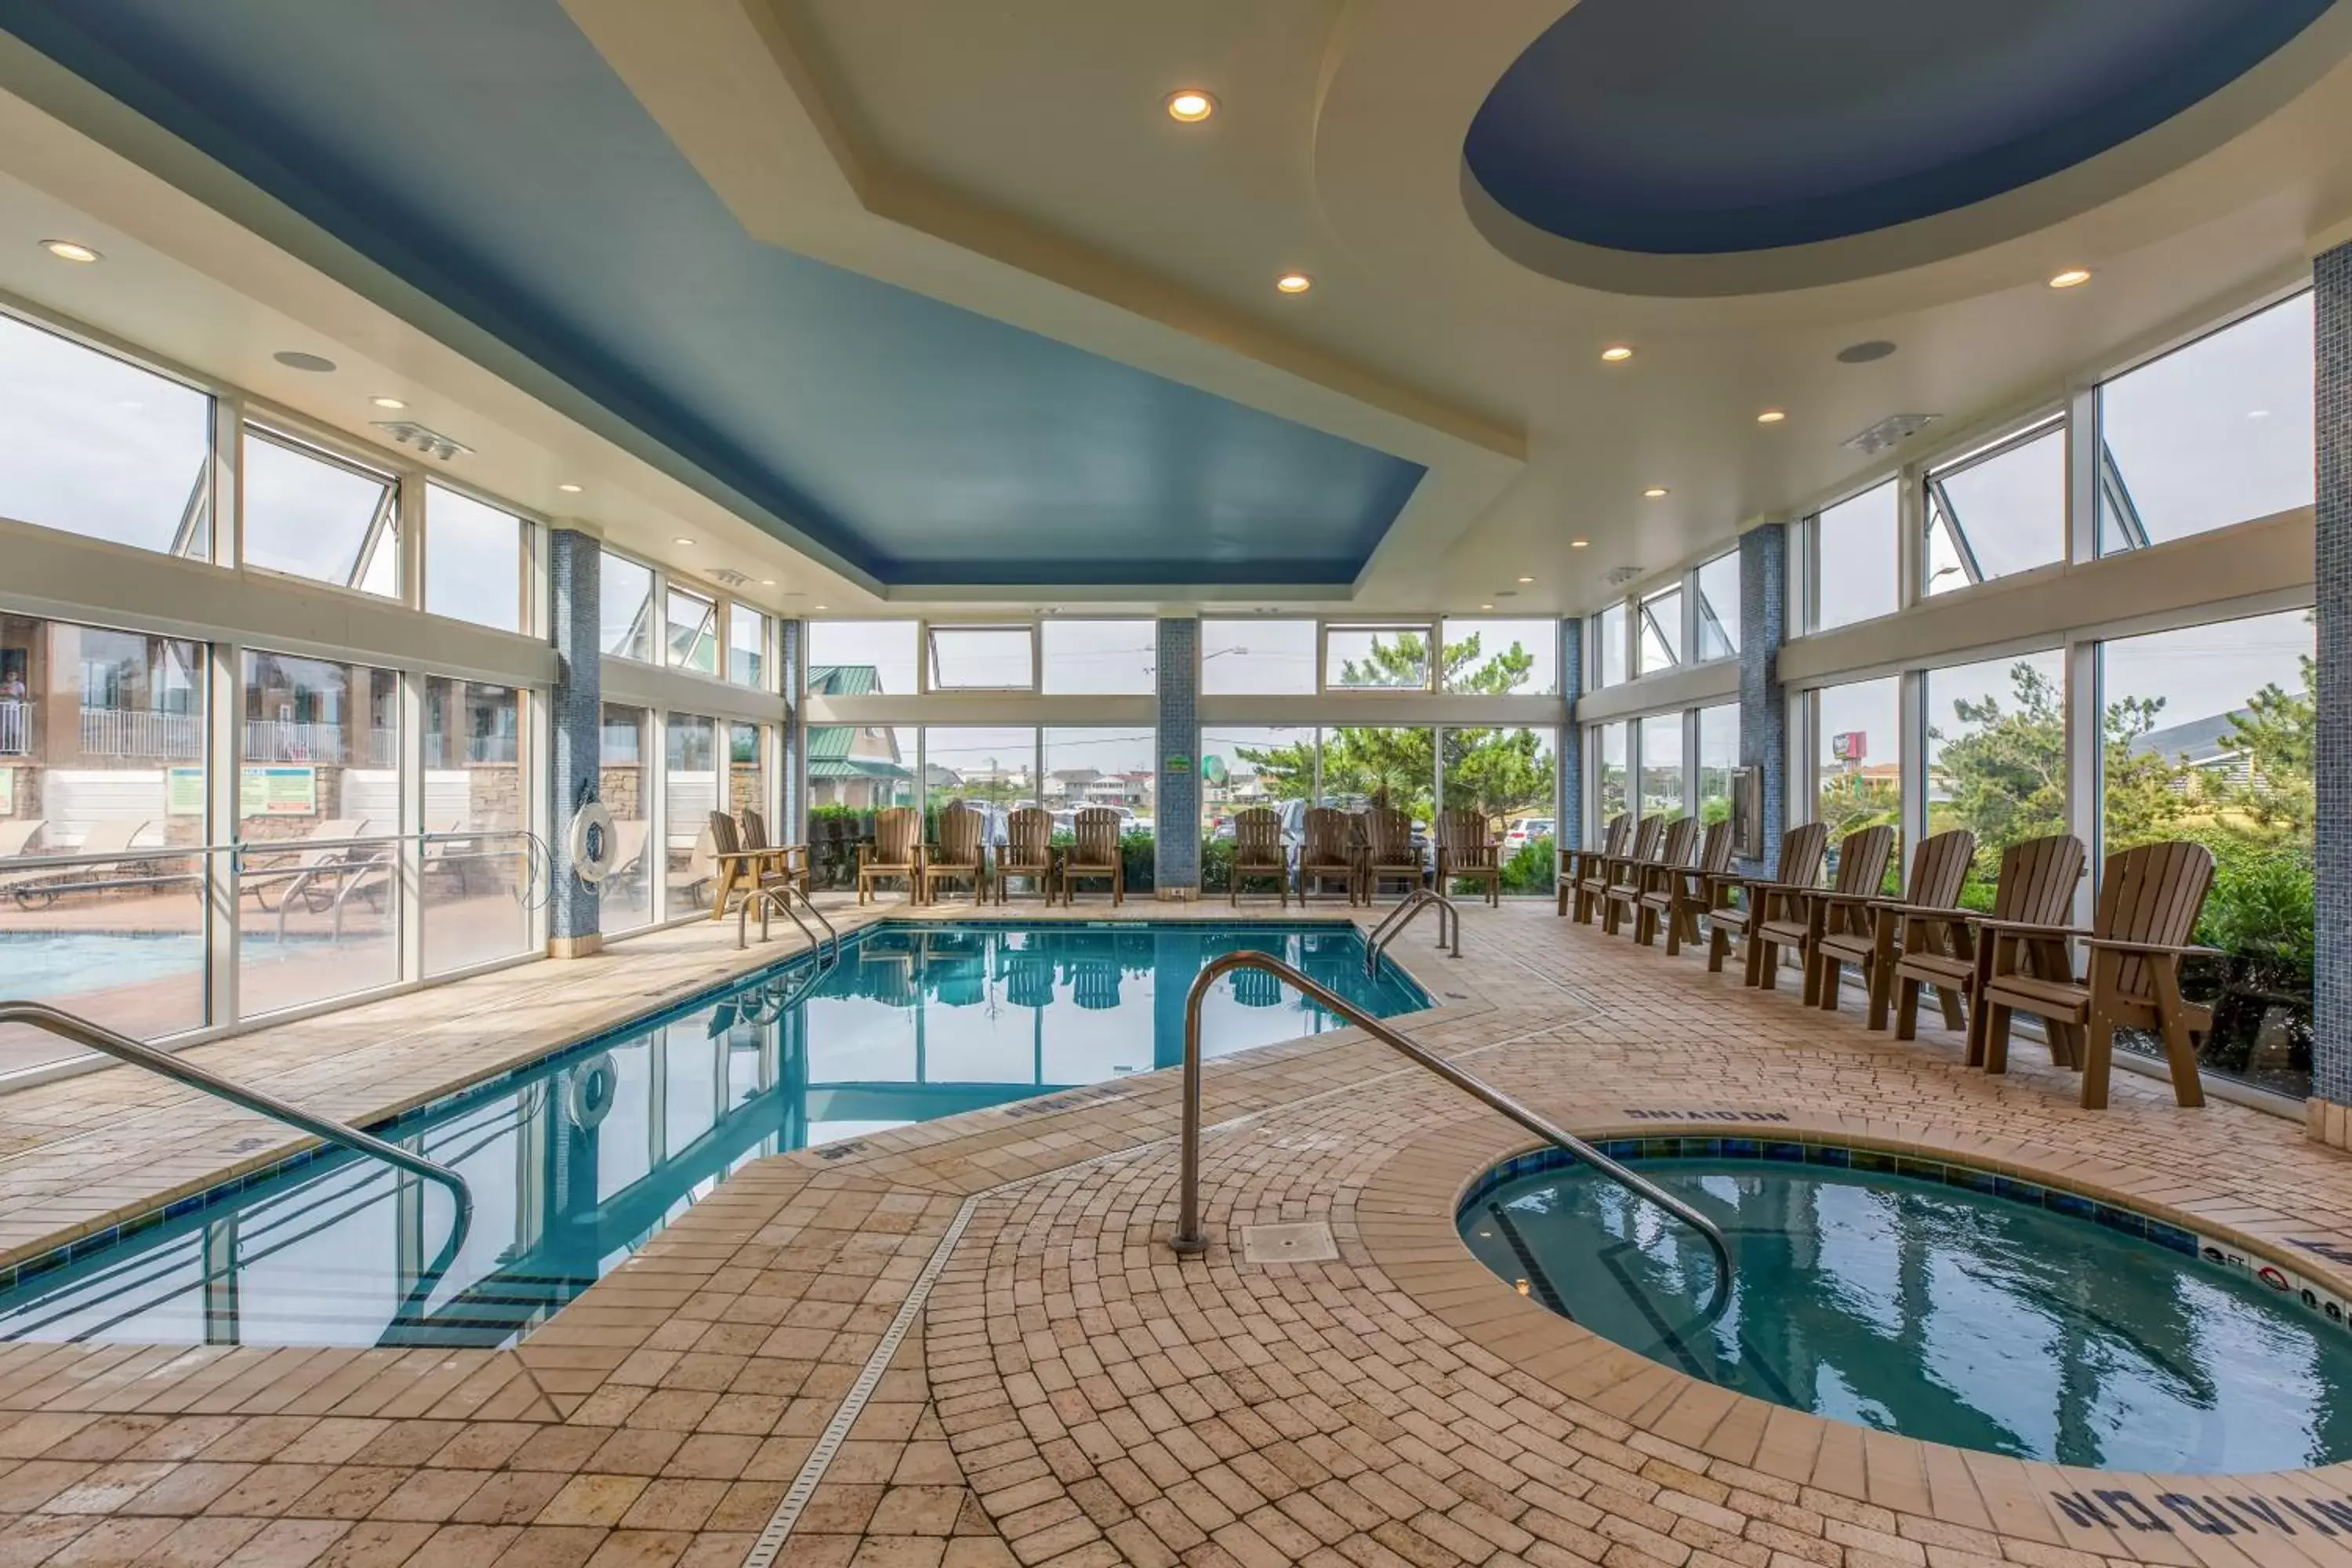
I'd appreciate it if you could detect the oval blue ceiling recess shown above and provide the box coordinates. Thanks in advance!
[0,0,1425,588]
[1463,0,2334,255]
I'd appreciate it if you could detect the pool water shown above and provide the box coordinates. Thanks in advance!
[0,930,209,993]
[0,921,1423,1350]
[1463,1151,2352,1472]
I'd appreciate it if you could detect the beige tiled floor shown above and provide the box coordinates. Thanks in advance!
[0,895,2348,1566]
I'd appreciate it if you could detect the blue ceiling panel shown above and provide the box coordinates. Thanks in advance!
[0,0,1425,586]
[1465,0,2332,255]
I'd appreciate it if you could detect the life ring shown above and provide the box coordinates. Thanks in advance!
[566,1052,618,1130]
[568,800,617,885]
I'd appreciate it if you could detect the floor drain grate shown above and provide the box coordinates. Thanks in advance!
[1240,1221,1338,1263]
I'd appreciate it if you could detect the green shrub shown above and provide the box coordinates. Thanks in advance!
[1200,836,1235,893]
[1501,836,1555,895]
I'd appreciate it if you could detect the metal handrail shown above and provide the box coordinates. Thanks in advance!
[740,882,838,960]
[1170,953,1733,1319]
[1364,887,1459,975]
[0,1000,474,1282]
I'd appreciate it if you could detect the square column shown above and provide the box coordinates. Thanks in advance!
[1559,616,1583,853]
[779,617,805,845]
[1155,617,1200,898]
[1736,522,1789,880]
[2312,243,2352,1142]
[547,528,602,956]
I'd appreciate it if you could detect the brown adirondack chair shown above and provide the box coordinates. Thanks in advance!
[1754,826,1894,1002]
[705,811,786,920]
[1609,817,1693,938]
[1359,807,1423,902]
[996,805,1057,905]
[1813,829,1975,1025]
[856,805,923,904]
[1894,833,2083,1052]
[1592,815,1664,935]
[1706,822,1829,983]
[1639,819,1733,954]
[1300,807,1361,905]
[1229,806,1290,906]
[922,803,989,906]
[1559,813,1630,919]
[1064,807,1125,906]
[741,809,808,897]
[1435,809,1501,907]
[1978,840,2217,1109]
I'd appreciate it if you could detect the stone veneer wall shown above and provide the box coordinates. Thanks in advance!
[1735,522,1788,880]
[2313,242,2350,1140]
[1155,617,1200,896]
[546,528,601,947]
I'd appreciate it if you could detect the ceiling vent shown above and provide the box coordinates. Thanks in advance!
[708,567,753,588]
[1842,412,1940,456]
[371,419,473,462]
[1605,565,1641,586]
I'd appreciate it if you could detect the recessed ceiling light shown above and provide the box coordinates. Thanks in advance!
[273,350,336,373]
[557,483,583,493]
[1516,575,1535,584]
[1570,539,1589,549]
[370,396,407,410]
[1165,89,1215,123]
[759,579,777,586]
[1275,272,1312,295]
[1479,604,1494,611]
[1642,486,1668,499]
[1600,345,1633,362]
[673,536,695,546]
[2248,408,2273,419]
[814,604,829,611]
[1756,408,1787,424]
[42,239,100,263]
[2048,267,2092,289]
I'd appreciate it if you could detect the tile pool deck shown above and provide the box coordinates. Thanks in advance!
[0,898,2350,1565]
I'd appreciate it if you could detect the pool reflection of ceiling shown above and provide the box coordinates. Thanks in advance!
[1463,0,2336,255]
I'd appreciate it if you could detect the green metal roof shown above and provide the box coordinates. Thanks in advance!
[808,663,879,698]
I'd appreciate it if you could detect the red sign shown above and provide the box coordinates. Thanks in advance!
[1830,731,1867,762]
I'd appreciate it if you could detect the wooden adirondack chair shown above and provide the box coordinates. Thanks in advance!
[1755,826,1894,1002]
[923,802,989,906]
[1435,808,1501,907]
[1639,818,1733,955]
[1300,807,1361,905]
[1610,817,1693,938]
[1229,806,1289,906]
[996,805,1057,905]
[1813,829,1974,1025]
[741,809,808,897]
[1560,813,1630,919]
[1706,822,1829,984]
[1978,840,2217,1109]
[1359,807,1423,902]
[706,811,777,919]
[1592,816,1664,935]
[1893,833,2083,1052]
[856,806,922,904]
[1064,807,1125,906]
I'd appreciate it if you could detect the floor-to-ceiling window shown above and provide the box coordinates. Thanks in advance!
[421,678,530,976]
[1922,650,2067,906]
[599,704,654,932]
[1811,677,1901,884]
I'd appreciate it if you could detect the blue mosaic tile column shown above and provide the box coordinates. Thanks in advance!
[2314,242,2352,1136]
[1156,617,1201,896]
[546,528,602,955]
[1559,616,1584,853]
[779,617,804,844]
[1735,523,1788,880]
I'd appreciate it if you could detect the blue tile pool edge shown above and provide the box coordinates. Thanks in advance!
[1455,1137,2352,1341]
[0,917,1428,1294]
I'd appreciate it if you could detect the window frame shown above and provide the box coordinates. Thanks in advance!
[1319,620,1439,695]
[923,622,1040,695]
[1919,413,2067,600]
[238,422,405,601]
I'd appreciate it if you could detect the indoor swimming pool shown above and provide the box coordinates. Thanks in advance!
[0,920,1426,1350]
[1461,1142,2352,1473]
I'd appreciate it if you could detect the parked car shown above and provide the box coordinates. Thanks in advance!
[1505,817,1555,849]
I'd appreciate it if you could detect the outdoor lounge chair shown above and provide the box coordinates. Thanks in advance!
[1609,816,1694,938]
[1229,806,1289,906]
[857,806,923,904]
[1637,818,1733,954]
[1299,807,1360,905]
[238,819,372,914]
[1752,825,1895,1003]
[922,802,989,906]
[1705,822,1828,984]
[1063,807,1124,906]
[1359,807,1423,902]
[1561,813,1629,920]
[1435,808,1501,908]
[1,818,151,909]
[1812,829,1975,1026]
[1889,833,2083,1053]
[996,806,1057,904]
[0,819,42,860]
[1977,840,2217,1109]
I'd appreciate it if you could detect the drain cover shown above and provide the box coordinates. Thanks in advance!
[1240,1221,1338,1264]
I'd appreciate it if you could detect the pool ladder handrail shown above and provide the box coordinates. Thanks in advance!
[1363,887,1459,976]
[1170,953,1733,1319]
[737,881,840,964]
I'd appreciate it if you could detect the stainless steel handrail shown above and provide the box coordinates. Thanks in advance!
[0,843,234,873]
[1170,953,1733,1319]
[1364,887,1459,975]
[0,1000,474,1264]
[739,882,840,962]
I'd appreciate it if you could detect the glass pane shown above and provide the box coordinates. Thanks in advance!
[1201,725,1312,890]
[1440,619,1557,695]
[1814,481,1899,631]
[666,713,717,915]
[1636,587,1682,676]
[1697,704,1738,822]
[1316,726,1432,821]
[1925,423,2063,596]
[599,556,655,662]
[1442,727,1556,893]
[599,704,653,931]
[1694,553,1740,660]
[2100,608,2314,1098]
[1637,713,1683,817]
[809,621,917,695]
[1924,650,2065,906]
[728,608,768,688]
[1325,626,1432,691]
[1596,603,1628,688]
[0,314,213,559]
[666,589,717,674]
[1044,728,1156,887]
[924,728,1034,845]
[1596,723,1627,820]
[2100,292,2313,554]
[728,723,766,822]
[424,485,523,632]
[1815,677,1901,881]
[421,679,528,976]
[1201,619,1316,695]
[1040,620,1156,695]
[927,626,1033,690]
[806,724,915,887]
[238,649,400,1017]
[0,614,209,1073]
[242,432,400,597]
